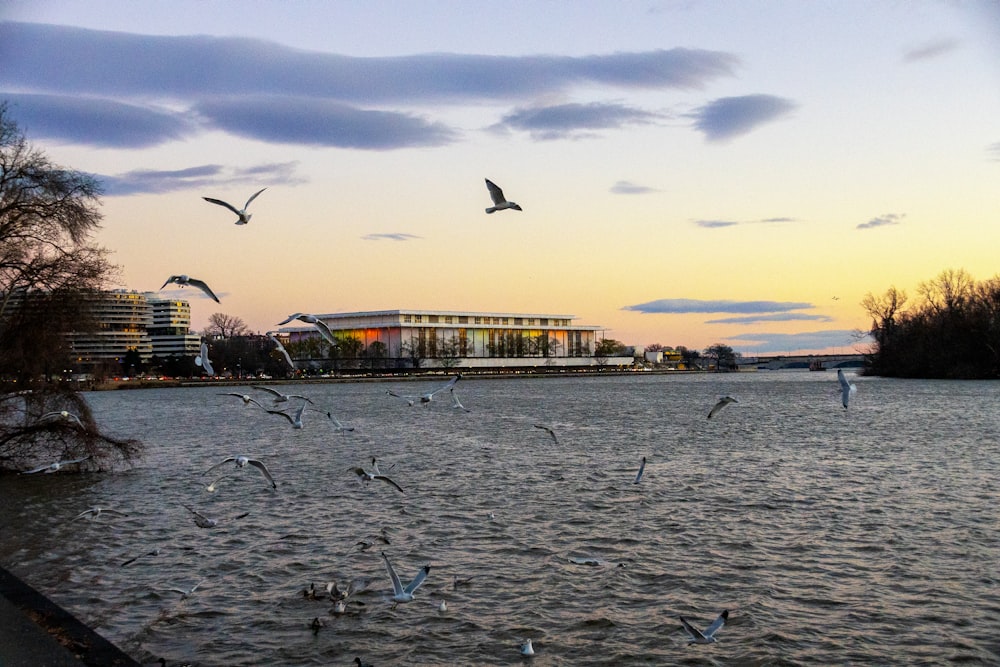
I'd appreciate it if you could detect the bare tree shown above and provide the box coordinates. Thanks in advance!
[204,312,251,339]
[0,103,139,472]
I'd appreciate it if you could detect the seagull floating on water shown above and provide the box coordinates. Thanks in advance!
[520,638,535,656]
[22,455,91,475]
[532,424,558,444]
[634,456,646,484]
[202,188,266,225]
[352,460,404,493]
[485,178,522,214]
[159,275,220,303]
[195,342,214,376]
[837,369,857,409]
[385,374,461,406]
[275,313,337,347]
[381,551,430,608]
[679,609,729,644]
[353,658,373,667]
[707,396,737,419]
[205,455,277,489]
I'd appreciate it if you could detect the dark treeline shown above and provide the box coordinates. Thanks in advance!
[863,269,1000,379]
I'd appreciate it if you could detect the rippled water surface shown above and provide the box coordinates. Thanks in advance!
[3,372,999,666]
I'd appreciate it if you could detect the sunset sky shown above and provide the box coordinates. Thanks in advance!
[2,1,998,355]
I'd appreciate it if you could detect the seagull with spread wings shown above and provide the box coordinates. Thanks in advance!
[205,455,277,490]
[484,178,523,214]
[159,275,221,303]
[679,610,729,644]
[202,188,266,225]
[385,374,461,406]
[22,455,91,475]
[276,313,337,347]
[381,551,430,608]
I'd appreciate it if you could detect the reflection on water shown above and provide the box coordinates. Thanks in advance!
[2,372,999,665]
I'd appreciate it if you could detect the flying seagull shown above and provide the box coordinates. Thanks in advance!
[533,424,558,444]
[159,275,220,303]
[633,456,646,484]
[195,341,214,376]
[121,547,160,567]
[381,551,430,608]
[484,178,522,214]
[837,369,857,409]
[679,610,729,644]
[266,332,295,368]
[352,459,404,493]
[311,407,354,432]
[73,506,128,522]
[205,455,277,489]
[22,455,91,475]
[202,188,266,225]
[182,504,218,528]
[449,389,471,412]
[251,385,314,404]
[37,410,85,428]
[164,581,203,600]
[276,313,337,347]
[385,374,461,406]
[219,393,265,409]
[266,403,307,429]
[707,396,738,419]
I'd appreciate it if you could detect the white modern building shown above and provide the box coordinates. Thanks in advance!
[280,309,627,368]
[145,295,202,358]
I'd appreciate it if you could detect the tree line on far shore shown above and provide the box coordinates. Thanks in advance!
[863,268,1000,379]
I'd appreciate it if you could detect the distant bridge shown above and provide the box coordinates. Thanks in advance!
[742,353,866,371]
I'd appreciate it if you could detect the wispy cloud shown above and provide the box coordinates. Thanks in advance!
[0,22,739,150]
[623,298,814,315]
[494,102,661,140]
[694,216,796,229]
[707,312,833,325]
[988,142,1000,161]
[725,329,870,354]
[195,97,456,149]
[361,233,421,241]
[902,38,959,63]
[690,94,797,141]
[857,213,904,230]
[97,162,304,196]
[610,180,658,195]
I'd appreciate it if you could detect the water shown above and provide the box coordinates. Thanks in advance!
[2,372,999,666]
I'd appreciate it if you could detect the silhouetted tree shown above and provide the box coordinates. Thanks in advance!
[864,268,1000,378]
[204,312,251,339]
[0,104,139,471]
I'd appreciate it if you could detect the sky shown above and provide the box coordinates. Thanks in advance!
[1,1,998,356]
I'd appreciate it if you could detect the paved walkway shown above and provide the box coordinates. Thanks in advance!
[0,565,138,667]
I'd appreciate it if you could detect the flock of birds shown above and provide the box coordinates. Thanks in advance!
[18,366,863,664]
[156,178,523,318]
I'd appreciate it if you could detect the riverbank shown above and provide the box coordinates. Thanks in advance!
[84,366,709,391]
[0,566,138,666]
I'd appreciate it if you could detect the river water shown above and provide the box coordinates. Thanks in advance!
[2,372,998,666]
